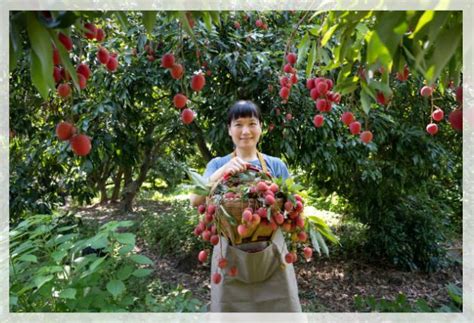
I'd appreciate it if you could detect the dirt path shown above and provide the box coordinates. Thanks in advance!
[70,200,462,312]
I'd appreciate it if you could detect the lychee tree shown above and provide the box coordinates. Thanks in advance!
[10,10,462,270]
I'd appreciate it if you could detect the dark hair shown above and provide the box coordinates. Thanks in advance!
[227,100,262,126]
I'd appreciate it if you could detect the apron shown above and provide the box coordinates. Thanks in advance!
[210,151,302,312]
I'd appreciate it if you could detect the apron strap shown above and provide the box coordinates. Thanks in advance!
[232,150,268,174]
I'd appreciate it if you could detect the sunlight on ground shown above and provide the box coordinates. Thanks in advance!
[303,205,342,227]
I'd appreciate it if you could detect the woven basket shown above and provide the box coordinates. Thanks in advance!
[208,169,284,245]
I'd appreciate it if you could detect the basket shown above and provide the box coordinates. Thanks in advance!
[207,167,285,245]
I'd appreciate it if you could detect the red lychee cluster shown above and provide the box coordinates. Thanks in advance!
[194,166,314,285]
[255,18,268,30]
[160,53,205,125]
[278,52,298,102]
[306,76,342,129]
[55,121,92,156]
[339,111,373,144]
[54,23,115,98]
[422,84,462,135]
[395,65,410,82]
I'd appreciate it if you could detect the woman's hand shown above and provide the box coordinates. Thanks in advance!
[208,157,249,185]
[222,157,250,176]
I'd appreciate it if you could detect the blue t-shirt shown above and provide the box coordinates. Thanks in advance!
[203,153,290,180]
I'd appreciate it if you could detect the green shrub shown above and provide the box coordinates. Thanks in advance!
[10,213,155,312]
[139,200,207,257]
[353,283,462,312]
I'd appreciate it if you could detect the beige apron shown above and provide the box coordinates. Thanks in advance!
[210,228,302,312]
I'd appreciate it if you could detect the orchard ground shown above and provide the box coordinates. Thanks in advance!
[64,190,462,312]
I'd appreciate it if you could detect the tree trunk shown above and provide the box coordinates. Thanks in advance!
[121,128,173,212]
[190,122,213,163]
[98,179,108,204]
[111,167,123,202]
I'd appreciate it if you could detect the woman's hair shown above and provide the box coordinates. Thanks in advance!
[227,100,262,126]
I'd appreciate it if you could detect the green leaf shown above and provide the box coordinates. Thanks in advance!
[209,11,221,27]
[315,231,329,256]
[115,233,136,245]
[59,288,77,299]
[117,265,134,280]
[296,32,310,66]
[425,21,461,84]
[30,50,50,99]
[321,24,338,47]
[10,295,18,306]
[89,256,106,272]
[186,169,209,190]
[114,12,129,32]
[142,11,157,34]
[333,76,359,95]
[309,227,321,255]
[360,88,372,115]
[409,11,434,39]
[18,254,37,263]
[366,30,392,68]
[106,279,126,298]
[446,283,462,305]
[305,40,317,78]
[129,254,153,265]
[33,275,54,289]
[89,235,108,249]
[132,268,153,278]
[202,12,213,32]
[118,244,134,255]
[9,20,21,72]
[219,205,237,226]
[179,11,198,45]
[26,12,55,93]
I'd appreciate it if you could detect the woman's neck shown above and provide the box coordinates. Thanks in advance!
[235,148,258,161]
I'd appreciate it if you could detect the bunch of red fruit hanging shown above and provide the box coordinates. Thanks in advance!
[54,22,117,99]
[420,84,463,135]
[193,166,314,285]
[278,52,299,103]
[55,121,92,156]
[161,52,206,125]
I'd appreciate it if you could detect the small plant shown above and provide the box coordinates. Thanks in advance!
[353,284,462,313]
[9,213,155,312]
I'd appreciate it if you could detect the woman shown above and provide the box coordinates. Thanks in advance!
[190,100,302,312]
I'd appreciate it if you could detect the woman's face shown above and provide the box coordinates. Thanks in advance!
[228,116,262,150]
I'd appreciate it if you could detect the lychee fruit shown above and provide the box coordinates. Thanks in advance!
[198,250,208,262]
[313,114,324,128]
[57,83,71,97]
[191,74,206,91]
[170,63,184,79]
[349,121,361,135]
[97,47,110,65]
[56,122,75,141]
[173,93,187,109]
[95,28,105,42]
[106,56,118,72]
[70,134,92,156]
[181,108,195,124]
[420,85,433,97]
[360,130,373,143]
[432,108,444,122]
[286,53,297,65]
[426,123,438,135]
[161,53,175,68]
[449,109,462,131]
[58,32,73,51]
[341,112,354,126]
